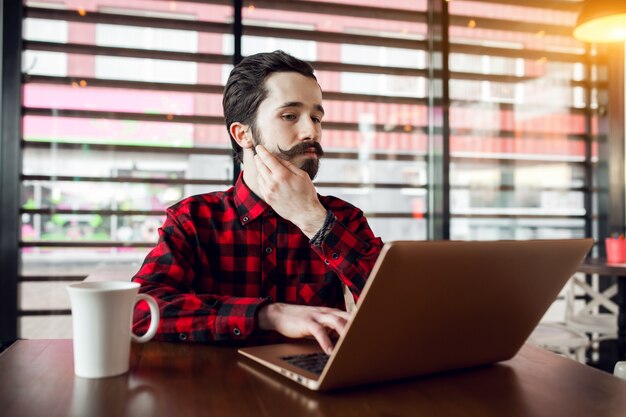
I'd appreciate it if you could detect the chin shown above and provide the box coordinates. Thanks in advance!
[300,160,320,180]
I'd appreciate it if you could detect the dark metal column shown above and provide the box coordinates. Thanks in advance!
[597,42,625,251]
[607,42,626,364]
[0,0,22,349]
[607,42,625,238]
[427,0,450,241]
[583,45,594,243]
[231,0,243,184]
[594,42,626,368]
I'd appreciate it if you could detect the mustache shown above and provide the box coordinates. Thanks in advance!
[276,141,324,159]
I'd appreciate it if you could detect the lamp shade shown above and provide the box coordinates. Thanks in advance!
[573,0,626,43]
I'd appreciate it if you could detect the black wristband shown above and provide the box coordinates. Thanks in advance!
[310,210,336,247]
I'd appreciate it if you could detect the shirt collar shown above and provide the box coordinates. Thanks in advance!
[233,172,271,226]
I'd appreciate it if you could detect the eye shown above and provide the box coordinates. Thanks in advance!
[281,113,297,121]
[312,116,322,124]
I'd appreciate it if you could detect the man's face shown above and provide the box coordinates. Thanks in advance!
[250,72,325,180]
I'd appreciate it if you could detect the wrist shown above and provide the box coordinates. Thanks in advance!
[309,210,336,247]
[297,206,328,239]
[258,303,280,331]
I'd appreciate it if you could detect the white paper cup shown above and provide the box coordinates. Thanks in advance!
[67,281,159,378]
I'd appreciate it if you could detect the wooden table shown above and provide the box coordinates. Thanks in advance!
[578,258,626,360]
[2,340,626,417]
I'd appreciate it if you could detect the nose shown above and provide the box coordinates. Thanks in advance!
[298,117,321,142]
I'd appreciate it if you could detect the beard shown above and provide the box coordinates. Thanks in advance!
[250,124,324,180]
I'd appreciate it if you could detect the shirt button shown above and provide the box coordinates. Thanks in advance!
[265,247,273,254]
[243,216,249,222]
[179,333,187,341]
[233,328,241,336]
[332,252,339,260]
[324,259,330,265]
[265,295,273,301]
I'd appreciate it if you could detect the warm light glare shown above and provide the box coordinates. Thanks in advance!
[574,13,626,42]
[468,19,476,28]
[77,8,86,17]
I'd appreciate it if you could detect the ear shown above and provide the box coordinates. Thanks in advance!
[229,122,254,150]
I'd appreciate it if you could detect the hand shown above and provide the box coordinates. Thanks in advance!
[254,145,327,238]
[257,303,351,355]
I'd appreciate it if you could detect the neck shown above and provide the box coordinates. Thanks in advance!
[241,150,262,198]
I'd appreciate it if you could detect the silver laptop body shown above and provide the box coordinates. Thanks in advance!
[239,239,593,391]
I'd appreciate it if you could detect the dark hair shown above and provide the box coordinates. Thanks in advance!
[222,50,317,162]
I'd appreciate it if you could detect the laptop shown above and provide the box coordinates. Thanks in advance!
[239,239,593,391]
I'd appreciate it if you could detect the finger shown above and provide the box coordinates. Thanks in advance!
[254,153,272,179]
[318,307,351,322]
[253,158,267,193]
[309,323,334,355]
[331,310,352,321]
[255,145,293,176]
[272,155,306,176]
[315,313,349,337]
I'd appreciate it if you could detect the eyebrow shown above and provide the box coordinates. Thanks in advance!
[276,101,325,115]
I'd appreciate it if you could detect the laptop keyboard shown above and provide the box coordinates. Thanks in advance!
[280,352,329,375]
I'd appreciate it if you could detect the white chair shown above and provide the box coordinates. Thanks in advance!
[530,272,621,365]
[527,271,619,363]
[564,273,618,361]
[527,322,589,363]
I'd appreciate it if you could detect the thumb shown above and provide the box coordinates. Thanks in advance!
[276,157,304,175]
[276,158,309,178]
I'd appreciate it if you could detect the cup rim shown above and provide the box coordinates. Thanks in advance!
[67,281,140,292]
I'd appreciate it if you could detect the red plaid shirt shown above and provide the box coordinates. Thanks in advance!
[133,173,383,343]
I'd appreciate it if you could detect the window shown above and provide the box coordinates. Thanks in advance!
[16,0,608,339]
[240,0,430,242]
[447,0,601,241]
[20,0,235,338]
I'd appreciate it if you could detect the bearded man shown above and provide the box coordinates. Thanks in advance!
[133,51,383,355]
